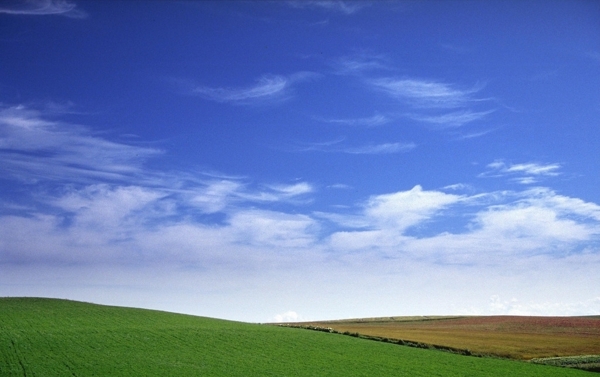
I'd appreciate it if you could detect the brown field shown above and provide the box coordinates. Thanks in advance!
[297,316,600,360]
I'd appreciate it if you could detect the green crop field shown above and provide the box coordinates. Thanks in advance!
[0,298,593,376]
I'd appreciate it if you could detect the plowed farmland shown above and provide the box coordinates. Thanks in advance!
[300,316,600,359]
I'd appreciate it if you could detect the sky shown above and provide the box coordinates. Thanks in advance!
[0,0,599,323]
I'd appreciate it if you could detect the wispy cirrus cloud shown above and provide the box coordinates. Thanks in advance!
[482,160,562,184]
[332,53,390,75]
[319,113,390,127]
[366,75,496,132]
[343,142,415,154]
[192,72,317,105]
[0,0,87,18]
[408,109,495,128]
[370,78,484,109]
[290,138,415,155]
[0,105,161,184]
[0,104,315,217]
[287,1,369,15]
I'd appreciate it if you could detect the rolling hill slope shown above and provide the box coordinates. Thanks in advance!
[0,298,592,376]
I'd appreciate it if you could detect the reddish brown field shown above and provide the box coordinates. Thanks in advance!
[301,316,600,359]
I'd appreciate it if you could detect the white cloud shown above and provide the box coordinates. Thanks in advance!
[332,53,389,75]
[188,180,245,214]
[321,114,390,127]
[367,77,494,133]
[327,186,463,252]
[52,184,167,229]
[193,72,317,104]
[287,1,369,15]
[0,0,87,18]
[2,178,600,320]
[482,160,562,184]
[487,295,600,316]
[486,161,561,176]
[314,211,370,229]
[475,205,593,243]
[184,180,314,214]
[228,210,318,249]
[343,142,416,154]
[194,75,287,102]
[293,139,416,155]
[364,185,462,231]
[506,162,561,176]
[0,105,162,184]
[527,187,600,221]
[1,106,599,321]
[266,182,313,197]
[443,183,472,191]
[323,185,600,265]
[370,78,483,108]
[404,188,600,263]
[272,310,302,323]
[408,109,495,128]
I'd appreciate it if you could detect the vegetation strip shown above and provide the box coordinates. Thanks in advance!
[280,324,495,358]
[530,355,600,372]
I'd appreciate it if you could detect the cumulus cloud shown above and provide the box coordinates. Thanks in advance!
[364,185,462,230]
[324,184,600,264]
[403,188,600,263]
[0,0,87,18]
[327,186,464,252]
[272,310,302,323]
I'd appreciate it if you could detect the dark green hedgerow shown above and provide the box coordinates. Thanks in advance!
[531,355,600,372]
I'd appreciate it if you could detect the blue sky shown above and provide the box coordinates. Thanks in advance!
[1,0,599,322]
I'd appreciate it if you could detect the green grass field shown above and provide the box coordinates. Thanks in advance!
[0,298,593,376]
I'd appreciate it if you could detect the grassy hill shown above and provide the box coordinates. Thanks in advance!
[0,297,593,376]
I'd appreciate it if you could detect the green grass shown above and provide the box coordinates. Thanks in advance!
[0,298,593,376]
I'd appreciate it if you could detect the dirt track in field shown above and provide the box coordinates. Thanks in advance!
[298,316,600,359]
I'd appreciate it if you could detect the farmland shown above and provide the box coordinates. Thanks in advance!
[299,315,600,360]
[0,298,593,376]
